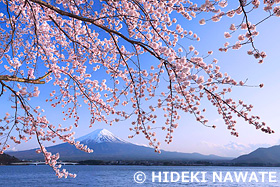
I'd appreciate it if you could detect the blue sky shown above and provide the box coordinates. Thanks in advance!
[1,2,280,157]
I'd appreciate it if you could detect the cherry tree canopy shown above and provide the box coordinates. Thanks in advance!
[0,0,278,178]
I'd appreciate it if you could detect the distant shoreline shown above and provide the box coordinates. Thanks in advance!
[5,160,280,167]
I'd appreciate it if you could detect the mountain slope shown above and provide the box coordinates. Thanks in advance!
[0,153,20,164]
[232,145,280,164]
[8,129,229,161]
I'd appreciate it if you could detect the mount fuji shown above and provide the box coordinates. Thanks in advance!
[9,129,229,161]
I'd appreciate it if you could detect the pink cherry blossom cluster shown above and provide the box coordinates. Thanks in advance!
[40,145,77,178]
[198,1,279,63]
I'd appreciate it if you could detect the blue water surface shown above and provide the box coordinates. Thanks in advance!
[1,165,280,186]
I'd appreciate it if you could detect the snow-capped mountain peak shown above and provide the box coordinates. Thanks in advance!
[77,129,128,144]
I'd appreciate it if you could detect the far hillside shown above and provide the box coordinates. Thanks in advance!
[0,153,20,165]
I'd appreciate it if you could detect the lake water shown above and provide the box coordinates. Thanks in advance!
[1,165,280,186]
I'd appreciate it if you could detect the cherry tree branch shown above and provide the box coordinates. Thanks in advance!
[0,71,52,84]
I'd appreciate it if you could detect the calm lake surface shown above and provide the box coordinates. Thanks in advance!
[1,165,280,186]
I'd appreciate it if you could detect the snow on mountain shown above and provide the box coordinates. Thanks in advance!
[77,129,128,144]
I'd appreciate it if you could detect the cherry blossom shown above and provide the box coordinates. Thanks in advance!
[0,0,278,178]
